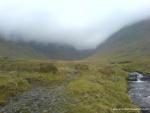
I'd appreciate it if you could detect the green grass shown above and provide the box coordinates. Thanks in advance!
[65,64,140,113]
[0,58,72,106]
[0,73,30,105]
[0,58,141,113]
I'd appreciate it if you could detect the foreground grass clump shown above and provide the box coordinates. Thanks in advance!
[66,64,140,113]
[75,64,89,71]
[39,63,58,73]
[0,73,30,105]
[0,58,72,106]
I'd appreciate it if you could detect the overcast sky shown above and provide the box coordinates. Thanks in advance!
[0,0,150,50]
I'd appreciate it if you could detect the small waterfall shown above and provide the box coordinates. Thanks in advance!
[136,73,143,82]
[129,72,144,82]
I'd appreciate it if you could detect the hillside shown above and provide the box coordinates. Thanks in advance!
[0,37,94,60]
[94,19,150,61]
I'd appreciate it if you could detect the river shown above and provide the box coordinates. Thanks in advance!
[128,72,150,113]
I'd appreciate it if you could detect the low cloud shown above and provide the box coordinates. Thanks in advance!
[0,0,150,50]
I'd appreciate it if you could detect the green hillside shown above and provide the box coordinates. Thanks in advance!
[0,38,46,59]
[90,19,150,78]
[94,19,150,61]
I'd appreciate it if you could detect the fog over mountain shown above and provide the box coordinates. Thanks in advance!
[0,0,150,50]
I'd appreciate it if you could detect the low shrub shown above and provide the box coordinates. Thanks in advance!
[98,67,115,75]
[39,63,58,74]
[75,64,89,71]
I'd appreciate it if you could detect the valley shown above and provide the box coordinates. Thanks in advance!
[0,17,150,113]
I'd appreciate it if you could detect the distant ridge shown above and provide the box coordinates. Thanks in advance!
[0,37,94,60]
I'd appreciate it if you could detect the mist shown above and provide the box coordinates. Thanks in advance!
[0,0,150,50]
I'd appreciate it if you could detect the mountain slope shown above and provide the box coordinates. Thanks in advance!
[0,37,94,60]
[94,19,150,60]
[1,19,150,60]
[0,38,44,59]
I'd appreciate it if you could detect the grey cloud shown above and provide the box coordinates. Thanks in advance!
[0,0,150,50]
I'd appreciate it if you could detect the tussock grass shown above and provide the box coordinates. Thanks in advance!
[0,58,72,105]
[66,64,140,113]
[0,73,30,105]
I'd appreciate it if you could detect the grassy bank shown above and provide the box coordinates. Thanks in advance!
[65,63,140,113]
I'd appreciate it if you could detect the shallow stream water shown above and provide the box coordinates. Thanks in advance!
[128,72,150,113]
